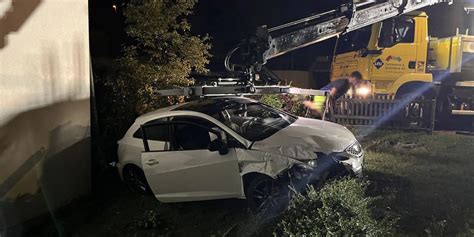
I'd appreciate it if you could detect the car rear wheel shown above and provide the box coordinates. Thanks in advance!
[123,165,152,195]
[246,175,290,215]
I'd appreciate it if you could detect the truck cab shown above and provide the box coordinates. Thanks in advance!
[330,11,474,127]
[331,11,432,97]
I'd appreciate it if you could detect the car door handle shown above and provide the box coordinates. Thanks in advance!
[145,159,160,166]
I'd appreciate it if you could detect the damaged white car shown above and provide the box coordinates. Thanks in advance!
[117,97,363,211]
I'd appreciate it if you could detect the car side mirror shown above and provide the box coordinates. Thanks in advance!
[209,139,229,155]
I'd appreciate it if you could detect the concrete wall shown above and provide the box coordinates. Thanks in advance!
[0,0,90,233]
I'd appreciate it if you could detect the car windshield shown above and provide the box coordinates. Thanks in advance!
[174,98,297,141]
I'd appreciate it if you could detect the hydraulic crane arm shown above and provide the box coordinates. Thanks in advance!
[229,0,453,73]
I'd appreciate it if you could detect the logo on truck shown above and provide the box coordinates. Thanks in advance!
[374,58,384,69]
[386,55,402,62]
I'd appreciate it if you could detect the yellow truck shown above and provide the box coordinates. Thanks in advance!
[330,11,474,126]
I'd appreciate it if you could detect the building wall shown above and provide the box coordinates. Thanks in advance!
[0,0,90,232]
[273,70,318,89]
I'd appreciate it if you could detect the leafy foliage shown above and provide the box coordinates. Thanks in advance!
[94,0,211,163]
[136,210,171,230]
[117,0,211,115]
[259,94,309,117]
[259,95,284,110]
[275,179,396,236]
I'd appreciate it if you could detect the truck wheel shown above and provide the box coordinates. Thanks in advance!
[246,175,290,215]
[395,84,436,122]
[435,87,456,130]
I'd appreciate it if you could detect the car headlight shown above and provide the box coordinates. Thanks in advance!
[345,142,363,158]
[307,160,316,167]
[295,159,316,171]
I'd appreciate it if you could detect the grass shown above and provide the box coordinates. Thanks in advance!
[27,131,474,236]
[361,131,474,236]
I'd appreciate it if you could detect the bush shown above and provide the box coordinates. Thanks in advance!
[259,94,309,117]
[275,179,395,236]
[136,209,173,232]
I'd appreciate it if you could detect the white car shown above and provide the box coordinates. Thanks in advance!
[117,97,363,211]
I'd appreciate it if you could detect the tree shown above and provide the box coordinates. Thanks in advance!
[94,0,211,162]
[118,0,211,114]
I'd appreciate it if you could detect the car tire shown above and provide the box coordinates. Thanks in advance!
[123,165,153,195]
[246,175,290,215]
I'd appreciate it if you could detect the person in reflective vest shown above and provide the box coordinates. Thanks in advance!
[304,71,364,119]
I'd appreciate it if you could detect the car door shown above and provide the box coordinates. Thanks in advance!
[140,116,243,203]
[370,17,419,86]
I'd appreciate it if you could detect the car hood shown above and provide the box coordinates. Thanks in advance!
[251,117,357,161]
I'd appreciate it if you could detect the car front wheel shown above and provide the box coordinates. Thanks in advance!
[246,175,290,215]
[123,165,152,195]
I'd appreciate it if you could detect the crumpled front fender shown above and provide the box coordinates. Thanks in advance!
[236,149,306,178]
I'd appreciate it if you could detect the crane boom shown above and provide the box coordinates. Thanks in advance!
[246,0,453,68]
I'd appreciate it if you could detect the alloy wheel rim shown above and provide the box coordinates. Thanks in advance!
[253,180,285,211]
[126,169,147,193]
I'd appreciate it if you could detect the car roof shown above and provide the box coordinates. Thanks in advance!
[135,104,181,124]
[135,97,256,124]
[174,97,256,113]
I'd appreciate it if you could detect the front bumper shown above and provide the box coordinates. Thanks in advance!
[288,152,364,191]
[312,152,364,178]
[340,153,364,177]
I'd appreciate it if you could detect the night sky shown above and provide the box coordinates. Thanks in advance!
[89,0,471,71]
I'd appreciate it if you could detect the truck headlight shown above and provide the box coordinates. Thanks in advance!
[356,86,371,97]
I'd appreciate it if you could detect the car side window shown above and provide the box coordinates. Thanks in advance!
[171,117,213,151]
[170,116,246,151]
[140,116,246,152]
[138,118,172,152]
[134,118,170,141]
